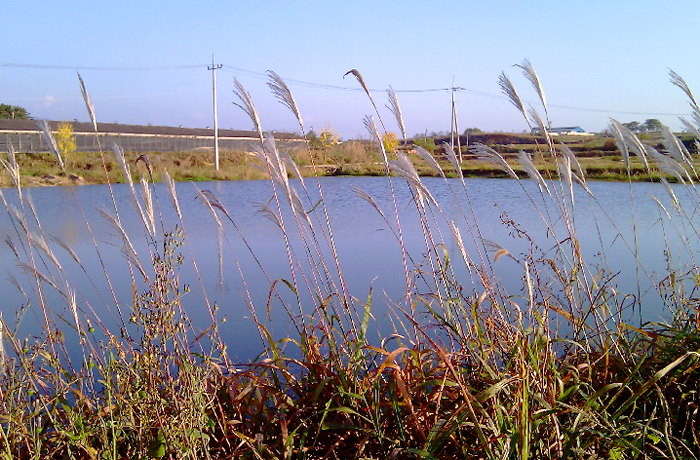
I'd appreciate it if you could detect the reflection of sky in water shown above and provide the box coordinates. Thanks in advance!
[0,177,696,362]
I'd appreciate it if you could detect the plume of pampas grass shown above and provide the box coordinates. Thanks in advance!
[389,151,436,209]
[609,120,630,168]
[386,86,406,141]
[29,232,62,271]
[162,170,182,221]
[363,115,387,165]
[193,184,223,228]
[647,146,689,183]
[499,72,529,126]
[139,176,156,238]
[97,208,148,280]
[680,118,700,140]
[17,260,60,292]
[669,69,698,109]
[528,105,553,153]
[37,120,65,172]
[267,71,305,134]
[233,78,263,143]
[559,143,586,179]
[516,59,549,121]
[50,235,81,266]
[112,143,154,239]
[517,151,550,196]
[557,154,574,207]
[660,125,691,166]
[347,69,386,132]
[413,145,445,179]
[442,143,463,180]
[78,72,97,132]
[660,177,681,213]
[471,143,518,180]
[1,142,21,196]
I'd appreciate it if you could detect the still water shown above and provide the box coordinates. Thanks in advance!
[0,177,694,362]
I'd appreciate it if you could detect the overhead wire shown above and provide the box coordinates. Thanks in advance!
[1,61,690,117]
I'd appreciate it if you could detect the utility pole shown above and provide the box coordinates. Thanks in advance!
[208,54,222,170]
[450,82,465,163]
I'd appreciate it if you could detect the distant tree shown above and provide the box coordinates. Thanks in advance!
[55,121,76,157]
[319,126,341,148]
[463,127,482,134]
[644,118,663,132]
[382,132,399,152]
[623,121,641,133]
[0,103,29,119]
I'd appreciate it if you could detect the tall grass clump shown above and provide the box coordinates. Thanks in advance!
[0,63,699,459]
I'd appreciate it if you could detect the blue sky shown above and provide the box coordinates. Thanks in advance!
[3,1,699,139]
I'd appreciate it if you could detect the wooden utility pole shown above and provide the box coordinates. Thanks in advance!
[208,54,222,170]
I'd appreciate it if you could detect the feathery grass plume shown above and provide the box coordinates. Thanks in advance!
[386,86,406,141]
[112,143,154,239]
[660,125,691,166]
[62,283,81,335]
[660,177,681,213]
[97,208,148,280]
[17,260,60,292]
[352,185,390,226]
[499,72,529,126]
[389,151,436,209]
[413,145,445,178]
[139,176,156,238]
[77,72,97,132]
[37,120,65,172]
[516,59,549,121]
[5,234,19,260]
[669,69,698,109]
[29,232,62,271]
[483,239,516,263]
[267,70,304,133]
[649,194,672,220]
[559,143,586,180]
[49,235,81,266]
[442,143,463,179]
[347,69,387,133]
[192,184,222,228]
[647,146,689,183]
[528,105,553,153]
[363,115,387,165]
[162,170,182,220]
[1,142,21,197]
[517,150,550,196]
[233,78,263,143]
[618,121,651,170]
[609,119,630,168]
[449,221,473,274]
[471,142,518,179]
[680,117,700,140]
[557,154,574,207]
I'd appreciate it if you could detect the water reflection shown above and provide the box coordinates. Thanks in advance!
[0,177,694,362]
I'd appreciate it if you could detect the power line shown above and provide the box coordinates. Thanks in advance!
[0,62,205,70]
[2,61,691,117]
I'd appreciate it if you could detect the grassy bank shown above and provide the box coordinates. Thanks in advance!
[2,132,694,188]
[1,64,700,459]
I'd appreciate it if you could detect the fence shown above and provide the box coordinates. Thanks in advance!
[0,122,304,154]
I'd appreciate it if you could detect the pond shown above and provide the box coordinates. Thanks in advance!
[0,176,694,362]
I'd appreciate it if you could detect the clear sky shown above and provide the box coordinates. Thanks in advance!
[3,1,699,139]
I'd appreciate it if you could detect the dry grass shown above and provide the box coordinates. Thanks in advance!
[1,64,700,459]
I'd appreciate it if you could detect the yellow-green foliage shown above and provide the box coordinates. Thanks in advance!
[55,121,77,159]
[319,126,341,148]
[382,132,399,153]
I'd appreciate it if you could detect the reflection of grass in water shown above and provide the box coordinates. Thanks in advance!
[1,63,700,459]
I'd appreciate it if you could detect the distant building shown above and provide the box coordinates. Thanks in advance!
[531,126,593,136]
